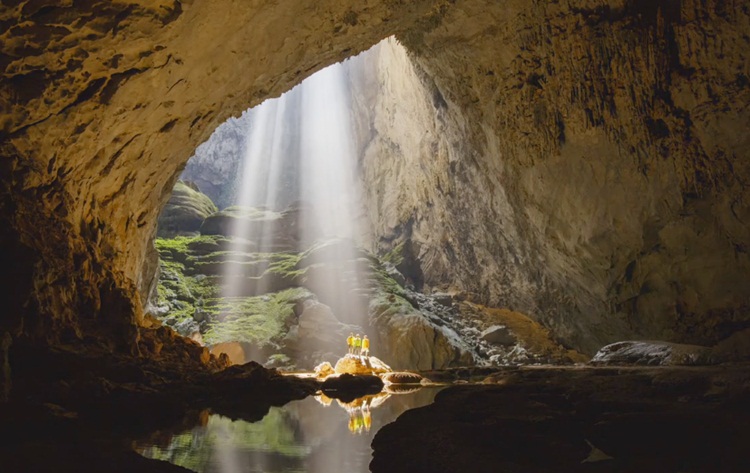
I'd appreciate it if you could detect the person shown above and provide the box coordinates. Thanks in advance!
[346,332,354,355]
[363,407,372,432]
[354,334,362,356]
[362,335,370,358]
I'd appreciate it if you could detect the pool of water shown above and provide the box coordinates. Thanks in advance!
[136,386,442,472]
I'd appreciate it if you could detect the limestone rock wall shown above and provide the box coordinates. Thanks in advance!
[0,0,439,345]
[179,113,250,210]
[357,0,750,353]
[1,0,748,356]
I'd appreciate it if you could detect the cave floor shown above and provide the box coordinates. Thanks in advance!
[372,363,750,473]
[3,342,749,472]
[1,339,318,472]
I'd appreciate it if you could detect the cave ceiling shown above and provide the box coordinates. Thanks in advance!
[1,0,749,354]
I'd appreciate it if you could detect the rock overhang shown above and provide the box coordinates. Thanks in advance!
[1,0,749,359]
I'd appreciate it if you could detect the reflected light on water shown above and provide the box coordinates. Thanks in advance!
[177,43,393,473]
[137,387,442,473]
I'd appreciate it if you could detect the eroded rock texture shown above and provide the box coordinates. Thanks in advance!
[357,1,750,353]
[1,0,749,358]
[0,0,439,348]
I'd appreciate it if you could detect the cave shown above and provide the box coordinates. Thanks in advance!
[1,1,750,472]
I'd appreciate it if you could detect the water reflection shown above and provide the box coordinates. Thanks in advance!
[137,386,442,473]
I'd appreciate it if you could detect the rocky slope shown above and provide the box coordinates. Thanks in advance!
[0,0,748,368]
[152,205,486,370]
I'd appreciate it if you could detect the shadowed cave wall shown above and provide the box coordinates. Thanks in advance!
[1,0,749,359]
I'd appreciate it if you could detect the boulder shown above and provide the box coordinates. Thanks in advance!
[321,373,384,402]
[432,292,453,307]
[284,301,364,369]
[314,361,335,379]
[157,181,218,237]
[380,371,423,385]
[298,301,341,332]
[210,341,248,366]
[370,292,474,370]
[334,354,391,375]
[480,325,517,346]
[590,340,712,366]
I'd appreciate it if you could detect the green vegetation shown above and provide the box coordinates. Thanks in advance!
[155,234,228,261]
[369,287,414,320]
[266,252,305,279]
[381,241,405,266]
[154,233,311,346]
[367,258,407,299]
[202,287,309,346]
[153,231,411,369]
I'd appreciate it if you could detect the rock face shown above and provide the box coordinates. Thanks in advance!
[0,1,748,365]
[354,5,750,354]
[179,113,251,210]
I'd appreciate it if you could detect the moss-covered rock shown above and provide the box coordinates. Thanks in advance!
[157,181,218,238]
[153,231,554,371]
[202,288,309,347]
[200,204,320,252]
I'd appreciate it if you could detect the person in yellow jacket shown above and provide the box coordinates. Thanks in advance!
[362,335,370,357]
[363,408,372,432]
[354,334,362,356]
[346,332,354,355]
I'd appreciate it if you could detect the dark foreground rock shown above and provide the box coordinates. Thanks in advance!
[0,339,318,472]
[371,364,750,473]
[321,373,384,402]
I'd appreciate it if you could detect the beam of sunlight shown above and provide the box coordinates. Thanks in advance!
[218,51,373,367]
[300,62,357,239]
[298,61,370,330]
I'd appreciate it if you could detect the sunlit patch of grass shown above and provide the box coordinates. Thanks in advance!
[265,252,306,279]
[202,288,310,346]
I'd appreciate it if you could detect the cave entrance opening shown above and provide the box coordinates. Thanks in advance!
[153,39,395,370]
